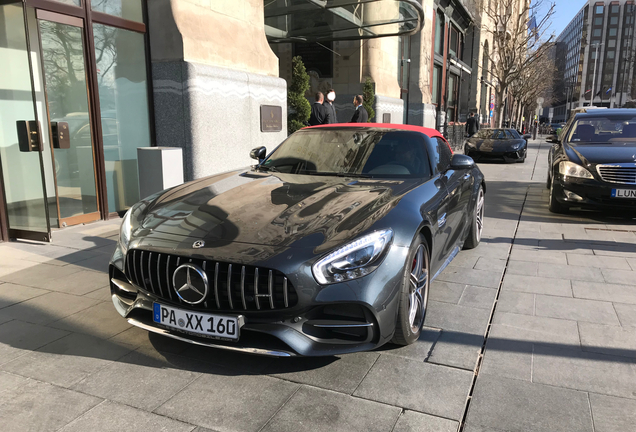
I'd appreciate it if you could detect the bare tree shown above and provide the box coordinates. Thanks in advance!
[480,0,556,127]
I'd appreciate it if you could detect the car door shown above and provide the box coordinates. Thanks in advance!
[435,137,471,252]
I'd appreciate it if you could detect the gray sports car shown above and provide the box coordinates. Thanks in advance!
[464,128,531,163]
[110,124,485,356]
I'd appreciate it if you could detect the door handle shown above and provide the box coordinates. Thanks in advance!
[463,173,471,180]
[16,120,43,152]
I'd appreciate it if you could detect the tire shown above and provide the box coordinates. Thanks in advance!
[392,235,430,346]
[548,180,568,213]
[546,169,551,189]
[463,185,485,250]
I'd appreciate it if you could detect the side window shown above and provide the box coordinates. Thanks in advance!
[504,130,514,139]
[435,137,452,173]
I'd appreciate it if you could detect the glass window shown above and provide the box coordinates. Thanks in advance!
[91,0,143,23]
[52,0,80,5]
[595,5,604,14]
[434,12,444,55]
[611,5,619,14]
[450,26,458,57]
[432,65,441,105]
[593,29,601,37]
[610,16,618,25]
[608,39,616,48]
[609,28,617,36]
[93,24,151,212]
[607,50,615,59]
[594,17,603,25]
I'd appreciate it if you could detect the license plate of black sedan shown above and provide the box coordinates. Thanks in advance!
[611,189,636,198]
[153,303,241,341]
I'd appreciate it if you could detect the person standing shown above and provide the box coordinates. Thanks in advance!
[323,89,338,124]
[308,92,331,126]
[465,112,479,137]
[350,95,369,123]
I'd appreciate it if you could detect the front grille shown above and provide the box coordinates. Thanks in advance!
[597,164,636,184]
[125,249,298,311]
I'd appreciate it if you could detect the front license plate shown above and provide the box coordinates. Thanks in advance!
[611,189,636,199]
[153,303,241,341]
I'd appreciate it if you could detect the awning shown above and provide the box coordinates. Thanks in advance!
[265,0,424,43]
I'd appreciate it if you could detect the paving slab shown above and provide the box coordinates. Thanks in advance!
[435,267,502,289]
[536,262,605,282]
[614,303,636,327]
[572,280,636,305]
[49,301,131,339]
[263,351,379,394]
[566,253,632,270]
[601,268,636,285]
[479,334,533,381]
[1,332,132,388]
[473,257,507,273]
[0,379,102,432]
[39,269,109,295]
[72,348,201,411]
[380,327,440,361]
[501,274,572,297]
[509,248,568,264]
[578,322,636,358]
[155,373,300,432]
[427,329,482,370]
[532,344,636,399]
[179,344,275,374]
[447,253,480,269]
[534,295,621,325]
[491,312,581,346]
[458,286,497,310]
[0,262,83,287]
[59,400,195,432]
[0,320,69,365]
[0,283,49,309]
[425,301,491,335]
[589,393,636,432]
[429,281,466,304]
[261,386,401,432]
[506,259,538,276]
[496,291,534,315]
[353,354,472,420]
[392,410,458,432]
[465,374,593,432]
[0,291,101,325]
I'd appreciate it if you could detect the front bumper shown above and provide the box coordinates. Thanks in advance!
[551,174,636,211]
[465,146,526,162]
[109,242,408,357]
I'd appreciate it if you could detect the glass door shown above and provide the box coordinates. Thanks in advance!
[37,11,100,226]
[0,1,51,242]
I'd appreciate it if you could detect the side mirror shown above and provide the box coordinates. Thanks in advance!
[450,153,475,170]
[250,146,266,162]
[523,134,532,139]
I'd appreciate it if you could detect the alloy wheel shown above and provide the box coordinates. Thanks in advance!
[408,244,429,333]
[475,188,485,242]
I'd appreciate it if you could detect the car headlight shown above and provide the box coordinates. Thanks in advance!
[119,208,133,255]
[312,229,393,285]
[558,161,593,179]
[512,142,523,150]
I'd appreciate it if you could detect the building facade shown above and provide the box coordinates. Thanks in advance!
[550,0,636,120]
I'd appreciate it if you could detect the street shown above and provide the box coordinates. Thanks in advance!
[0,138,635,432]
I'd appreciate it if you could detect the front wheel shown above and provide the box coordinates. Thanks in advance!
[548,180,568,213]
[463,186,484,249]
[392,236,430,346]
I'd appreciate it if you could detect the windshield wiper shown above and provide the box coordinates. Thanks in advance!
[258,166,280,173]
[337,172,373,178]
[297,171,373,178]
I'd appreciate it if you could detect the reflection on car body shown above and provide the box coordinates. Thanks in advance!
[110,124,486,356]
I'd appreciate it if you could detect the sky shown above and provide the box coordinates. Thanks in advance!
[536,0,588,38]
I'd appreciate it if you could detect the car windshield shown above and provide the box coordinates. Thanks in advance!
[472,129,513,139]
[260,129,432,178]
[566,116,636,145]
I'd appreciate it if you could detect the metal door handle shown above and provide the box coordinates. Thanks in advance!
[463,173,471,180]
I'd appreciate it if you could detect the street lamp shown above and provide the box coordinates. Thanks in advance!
[590,42,603,106]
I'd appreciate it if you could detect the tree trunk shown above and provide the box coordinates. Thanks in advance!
[496,89,506,128]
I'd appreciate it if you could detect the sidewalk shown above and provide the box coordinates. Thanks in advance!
[0,138,634,431]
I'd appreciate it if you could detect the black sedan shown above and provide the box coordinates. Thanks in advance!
[464,128,531,163]
[547,109,636,213]
[110,125,485,356]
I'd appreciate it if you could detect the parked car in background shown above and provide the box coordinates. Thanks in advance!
[464,128,530,163]
[110,124,485,356]
[547,109,636,213]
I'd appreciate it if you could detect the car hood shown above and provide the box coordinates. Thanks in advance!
[566,143,636,165]
[468,138,523,151]
[138,169,419,250]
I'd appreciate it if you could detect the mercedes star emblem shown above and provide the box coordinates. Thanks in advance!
[192,240,205,249]
[172,263,209,304]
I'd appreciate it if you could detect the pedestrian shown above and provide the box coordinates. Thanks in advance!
[465,112,479,137]
[323,89,338,124]
[308,92,331,126]
[350,94,369,123]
